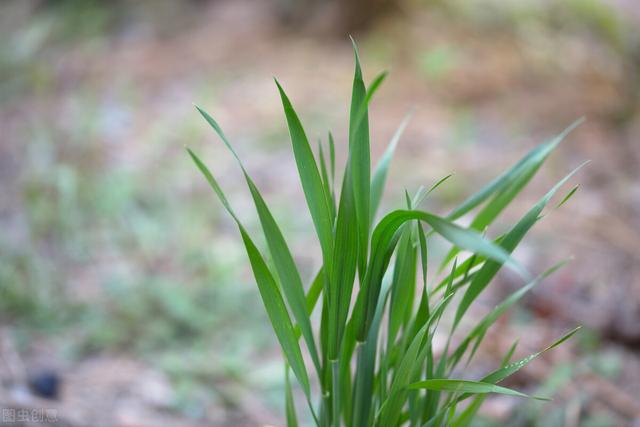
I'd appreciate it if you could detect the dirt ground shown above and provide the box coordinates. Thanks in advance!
[1,0,640,426]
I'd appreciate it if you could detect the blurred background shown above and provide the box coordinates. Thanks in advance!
[1,0,639,426]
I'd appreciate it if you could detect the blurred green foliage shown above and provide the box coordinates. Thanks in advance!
[1,0,638,422]
[418,44,460,82]
[0,2,275,414]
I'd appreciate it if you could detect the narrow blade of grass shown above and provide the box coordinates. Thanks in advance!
[408,379,538,399]
[196,106,321,375]
[450,341,518,427]
[188,148,312,400]
[285,364,299,427]
[419,212,527,279]
[348,37,371,275]
[306,268,324,315]
[556,184,579,208]
[339,320,356,426]
[328,132,336,187]
[365,70,388,105]
[351,270,393,427]
[387,226,418,348]
[377,320,430,427]
[453,163,587,330]
[440,119,584,271]
[447,118,584,221]
[318,139,336,218]
[449,259,572,370]
[426,174,454,198]
[454,327,581,404]
[354,209,525,342]
[275,80,334,266]
[478,327,581,387]
[370,112,413,223]
[377,291,455,427]
[326,129,360,358]
[417,222,429,313]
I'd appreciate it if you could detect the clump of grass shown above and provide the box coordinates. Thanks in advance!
[188,39,584,426]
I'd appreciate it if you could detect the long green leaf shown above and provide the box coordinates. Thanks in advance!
[387,226,418,347]
[370,112,413,223]
[450,341,518,427]
[188,149,311,399]
[348,37,371,275]
[318,139,336,218]
[354,208,525,341]
[453,163,587,329]
[449,259,572,371]
[328,162,359,359]
[440,119,584,271]
[328,132,336,187]
[306,268,324,315]
[275,80,334,266]
[455,327,581,404]
[447,118,584,221]
[408,379,536,399]
[196,106,321,375]
[478,327,581,388]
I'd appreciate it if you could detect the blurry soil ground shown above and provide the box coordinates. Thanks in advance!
[1,0,640,425]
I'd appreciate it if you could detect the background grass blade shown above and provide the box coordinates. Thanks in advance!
[318,139,336,218]
[370,112,413,223]
[365,70,388,105]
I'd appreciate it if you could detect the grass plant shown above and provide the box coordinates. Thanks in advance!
[187,39,584,427]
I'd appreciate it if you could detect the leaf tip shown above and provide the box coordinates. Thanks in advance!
[194,104,207,116]
[273,78,288,101]
[349,35,362,67]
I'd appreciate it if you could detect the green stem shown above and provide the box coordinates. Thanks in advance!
[331,359,340,427]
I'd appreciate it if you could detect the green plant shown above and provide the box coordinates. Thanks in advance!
[188,40,584,426]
